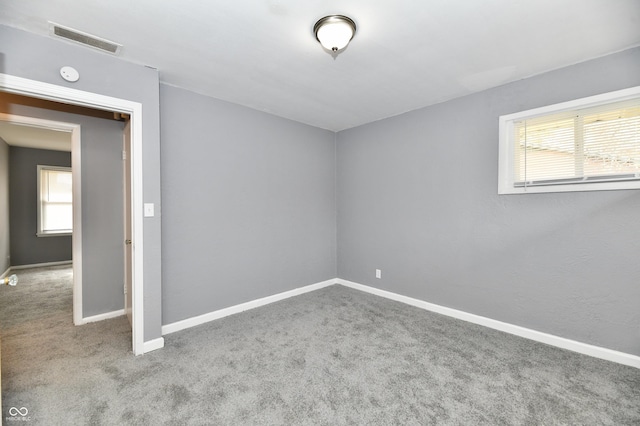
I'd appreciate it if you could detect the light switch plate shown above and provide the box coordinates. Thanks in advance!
[144,203,155,217]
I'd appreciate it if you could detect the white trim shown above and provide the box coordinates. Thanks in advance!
[0,267,10,280]
[71,124,83,327]
[9,260,72,270]
[78,309,125,325]
[336,279,640,369]
[143,337,165,353]
[162,279,336,335]
[0,112,79,133]
[163,277,639,368]
[35,232,72,237]
[130,103,145,356]
[0,73,146,355]
[0,112,75,152]
[503,86,640,122]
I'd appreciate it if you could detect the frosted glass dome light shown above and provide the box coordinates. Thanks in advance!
[314,15,356,54]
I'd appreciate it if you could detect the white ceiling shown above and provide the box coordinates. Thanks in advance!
[1,0,639,131]
[0,120,71,152]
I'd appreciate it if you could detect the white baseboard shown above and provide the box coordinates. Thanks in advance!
[159,276,639,369]
[162,278,337,336]
[80,310,164,354]
[78,309,125,325]
[0,267,10,280]
[10,260,72,270]
[143,337,165,354]
[337,279,640,369]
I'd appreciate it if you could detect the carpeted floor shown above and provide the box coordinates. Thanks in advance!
[1,266,639,425]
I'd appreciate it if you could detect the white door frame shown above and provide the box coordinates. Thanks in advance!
[123,119,133,325]
[0,73,146,355]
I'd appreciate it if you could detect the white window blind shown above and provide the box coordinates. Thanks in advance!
[498,86,640,194]
[515,100,640,187]
[38,166,73,235]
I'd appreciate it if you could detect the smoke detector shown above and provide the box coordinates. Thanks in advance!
[49,22,122,55]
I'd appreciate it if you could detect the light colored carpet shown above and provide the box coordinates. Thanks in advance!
[1,266,639,425]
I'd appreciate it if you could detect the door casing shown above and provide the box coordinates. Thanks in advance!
[123,119,133,325]
[0,73,147,355]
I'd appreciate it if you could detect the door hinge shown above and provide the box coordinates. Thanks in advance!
[122,150,127,160]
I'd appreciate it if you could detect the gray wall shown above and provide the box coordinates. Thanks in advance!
[0,25,162,341]
[160,84,336,324]
[0,138,9,273]
[337,47,640,356]
[9,146,72,265]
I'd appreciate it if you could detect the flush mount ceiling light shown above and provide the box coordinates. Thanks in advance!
[313,15,356,56]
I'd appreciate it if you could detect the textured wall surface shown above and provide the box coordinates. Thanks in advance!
[160,84,336,324]
[0,139,9,274]
[0,25,162,341]
[337,47,640,356]
[9,146,72,265]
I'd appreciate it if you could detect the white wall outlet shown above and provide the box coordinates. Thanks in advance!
[376,269,382,279]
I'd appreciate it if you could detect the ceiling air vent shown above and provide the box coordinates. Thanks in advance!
[49,22,122,55]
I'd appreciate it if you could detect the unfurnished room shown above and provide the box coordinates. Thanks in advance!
[0,1,639,424]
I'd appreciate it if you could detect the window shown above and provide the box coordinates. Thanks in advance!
[498,86,640,194]
[37,165,73,236]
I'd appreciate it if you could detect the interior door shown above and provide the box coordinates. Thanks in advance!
[123,118,133,325]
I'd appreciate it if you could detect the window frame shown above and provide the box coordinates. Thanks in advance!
[498,85,640,194]
[37,164,73,237]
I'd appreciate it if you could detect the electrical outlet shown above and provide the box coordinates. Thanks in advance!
[376,269,382,279]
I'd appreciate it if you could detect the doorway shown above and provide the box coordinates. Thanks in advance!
[0,72,146,355]
[0,113,80,314]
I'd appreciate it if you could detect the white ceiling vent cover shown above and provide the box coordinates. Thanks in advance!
[49,22,122,55]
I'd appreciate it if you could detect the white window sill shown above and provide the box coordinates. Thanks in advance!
[37,231,72,238]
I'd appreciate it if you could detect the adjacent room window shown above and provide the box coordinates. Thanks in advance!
[498,86,640,194]
[37,165,73,236]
